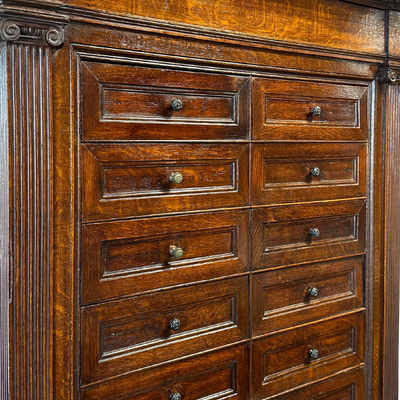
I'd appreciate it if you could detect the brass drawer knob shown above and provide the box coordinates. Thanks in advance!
[309,228,320,238]
[169,318,181,331]
[170,393,182,400]
[169,245,184,259]
[311,106,321,116]
[171,99,183,111]
[310,167,321,177]
[309,349,319,359]
[309,287,319,297]
[169,172,183,184]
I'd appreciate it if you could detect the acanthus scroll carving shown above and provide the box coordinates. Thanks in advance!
[0,19,64,47]
[377,67,400,84]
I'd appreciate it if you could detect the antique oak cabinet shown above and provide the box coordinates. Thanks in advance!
[1,0,400,399]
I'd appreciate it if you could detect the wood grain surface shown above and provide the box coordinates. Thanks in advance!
[63,0,385,56]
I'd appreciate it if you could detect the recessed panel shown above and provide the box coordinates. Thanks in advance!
[252,143,366,204]
[82,143,249,221]
[256,368,364,400]
[252,257,364,335]
[252,312,364,399]
[81,61,250,141]
[252,200,366,270]
[80,343,249,399]
[81,210,250,304]
[81,277,249,384]
[253,78,369,141]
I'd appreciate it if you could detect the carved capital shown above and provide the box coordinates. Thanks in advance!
[0,19,64,47]
[377,67,400,84]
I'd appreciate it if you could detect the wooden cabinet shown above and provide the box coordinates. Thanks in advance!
[2,1,400,399]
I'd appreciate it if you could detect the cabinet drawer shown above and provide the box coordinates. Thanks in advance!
[252,143,366,204]
[81,61,250,141]
[252,257,364,336]
[81,276,249,384]
[252,311,364,399]
[82,143,249,221]
[81,343,249,399]
[259,368,364,400]
[253,78,368,141]
[252,200,366,270]
[81,210,249,304]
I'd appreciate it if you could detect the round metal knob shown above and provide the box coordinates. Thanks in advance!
[311,106,321,116]
[169,318,181,331]
[309,349,319,359]
[170,393,182,400]
[169,245,184,259]
[169,172,183,184]
[309,228,320,238]
[309,287,319,297]
[310,167,321,177]
[171,99,183,111]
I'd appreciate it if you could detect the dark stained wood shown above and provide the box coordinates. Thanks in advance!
[253,77,369,141]
[380,80,400,400]
[252,311,365,399]
[8,37,55,400]
[80,343,249,399]
[63,0,386,56]
[81,143,249,221]
[252,142,367,205]
[0,41,9,400]
[71,26,377,79]
[52,32,77,400]
[81,61,250,141]
[81,276,249,384]
[251,256,364,335]
[81,210,249,303]
[264,367,365,399]
[252,200,367,270]
[1,0,397,399]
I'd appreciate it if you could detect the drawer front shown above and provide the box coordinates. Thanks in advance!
[252,200,366,270]
[81,61,250,141]
[253,78,368,141]
[261,368,364,400]
[82,143,249,221]
[252,257,364,336]
[81,276,249,384]
[252,143,366,204]
[81,343,249,399]
[81,210,249,304]
[252,312,364,399]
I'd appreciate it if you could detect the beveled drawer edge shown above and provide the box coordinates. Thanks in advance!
[251,253,366,274]
[80,339,250,389]
[264,365,365,400]
[253,308,366,339]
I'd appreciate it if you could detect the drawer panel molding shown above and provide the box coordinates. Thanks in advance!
[257,367,364,400]
[252,143,367,204]
[81,210,250,303]
[81,277,249,384]
[81,61,250,141]
[252,312,365,399]
[252,199,366,270]
[253,78,369,141]
[252,257,364,335]
[80,343,249,399]
[82,143,249,220]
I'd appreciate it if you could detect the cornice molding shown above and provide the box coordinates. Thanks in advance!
[0,18,64,46]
